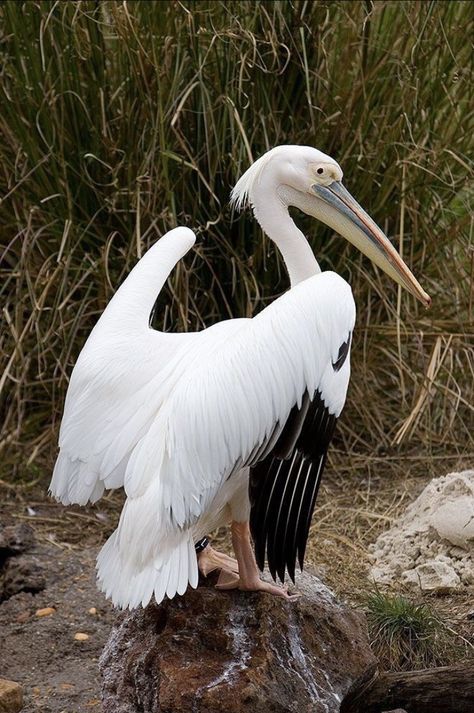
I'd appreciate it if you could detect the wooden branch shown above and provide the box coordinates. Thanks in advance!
[341,664,474,713]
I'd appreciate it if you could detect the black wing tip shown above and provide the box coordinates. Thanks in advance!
[298,545,306,572]
[268,560,277,582]
[262,552,298,586]
[249,385,340,588]
[255,546,266,573]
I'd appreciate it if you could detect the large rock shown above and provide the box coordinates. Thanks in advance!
[100,571,376,713]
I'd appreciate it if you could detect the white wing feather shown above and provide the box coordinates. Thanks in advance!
[50,227,199,505]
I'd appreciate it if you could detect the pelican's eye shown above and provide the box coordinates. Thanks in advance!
[317,167,324,175]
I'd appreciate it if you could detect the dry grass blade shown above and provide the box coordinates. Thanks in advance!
[394,335,453,444]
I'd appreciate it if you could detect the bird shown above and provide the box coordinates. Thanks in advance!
[50,145,431,609]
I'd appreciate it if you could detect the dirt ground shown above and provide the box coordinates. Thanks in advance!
[0,553,114,711]
[0,502,120,712]
[1,458,473,712]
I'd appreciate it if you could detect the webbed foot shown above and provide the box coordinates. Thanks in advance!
[216,570,300,601]
[197,542,239,578]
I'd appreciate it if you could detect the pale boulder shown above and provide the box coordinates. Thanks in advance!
[431,496,474,549]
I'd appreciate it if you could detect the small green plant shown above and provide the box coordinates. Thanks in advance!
[366,590,454,671]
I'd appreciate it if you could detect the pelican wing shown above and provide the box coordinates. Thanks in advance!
[50,228,198,505]
[249,380,347,584]
[248,326,352,585]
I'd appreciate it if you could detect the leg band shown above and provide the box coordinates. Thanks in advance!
[194,537,209,553]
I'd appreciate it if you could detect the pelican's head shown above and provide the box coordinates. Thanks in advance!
[231,145,431,307]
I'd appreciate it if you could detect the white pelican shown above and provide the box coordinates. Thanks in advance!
[50,146,430,608]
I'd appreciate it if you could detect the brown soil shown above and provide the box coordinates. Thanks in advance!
[0,498,119,713]
[0,457,473,712]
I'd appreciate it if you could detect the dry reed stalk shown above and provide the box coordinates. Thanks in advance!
[0,1,472,483]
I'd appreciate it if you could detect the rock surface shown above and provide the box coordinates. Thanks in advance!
[402,559,461,592]
[1,554,46,600]
[0,678,23,713]
[0,523,46,602]
[369,470,474,592]
[0,524,35,560]
[431,497,474,548]
[100,571,376,713]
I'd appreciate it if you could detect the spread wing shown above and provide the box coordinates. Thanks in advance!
[249,333,350,584]
[50,228,198,505]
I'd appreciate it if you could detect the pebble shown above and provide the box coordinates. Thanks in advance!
[88,607,97,615]
[86,698,101,707]
[74,632,89,641]
[35,607,55,617]
[0,678,23,713]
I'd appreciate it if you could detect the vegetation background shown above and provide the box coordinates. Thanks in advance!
[1,0,473,487]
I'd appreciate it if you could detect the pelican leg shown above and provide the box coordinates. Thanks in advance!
[216,521,299,601]
[197,540,239,577]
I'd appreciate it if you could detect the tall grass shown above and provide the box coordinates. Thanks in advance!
[1,1,473,481]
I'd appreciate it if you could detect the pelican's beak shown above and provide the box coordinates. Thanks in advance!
[311,181,431,307]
